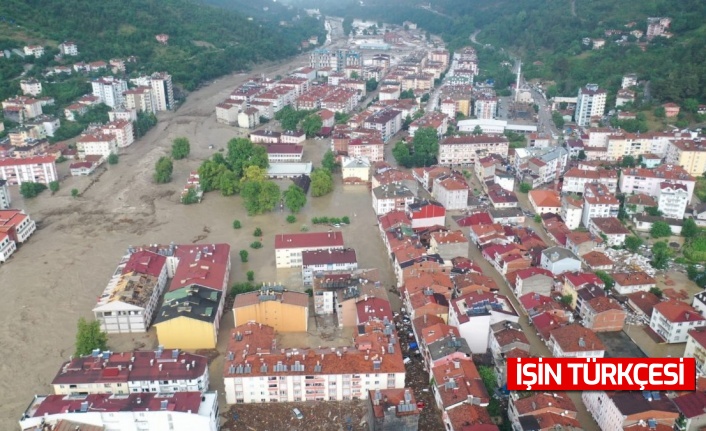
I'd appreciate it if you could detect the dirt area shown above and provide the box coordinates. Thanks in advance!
[222,400,369,431]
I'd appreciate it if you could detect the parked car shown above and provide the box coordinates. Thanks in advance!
[292,408,304,420]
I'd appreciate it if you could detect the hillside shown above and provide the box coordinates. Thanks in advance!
[0,0,324,92]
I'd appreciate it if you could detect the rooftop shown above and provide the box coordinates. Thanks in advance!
[302,248,357,266]
[529,190,561,209]
[587,296,623,313]
[654,301,705,323]
[591,217,630,235]
[274,231,344,250]
[607,391,678,416]
[233,288,309,309]
[514,392,577,416]
[550,324,605,353]
[153,285,222,325]
[612,271,656,286]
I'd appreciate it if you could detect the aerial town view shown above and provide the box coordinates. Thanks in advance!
[1,0,706,430]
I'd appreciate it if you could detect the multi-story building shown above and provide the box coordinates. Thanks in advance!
[51,348,209,395]
[0,156,58,185]
[76,132,118,158]
[622,73,638,89]
[99,120,135,148]
[540,247,582,275]
[582,391,679,431]
[432,176,469,210]
[619,164,695,202]
[20,79,42,96]
[91,76,128,108]
[447,291,519,353]
[302,248,358,284]
[580,296,626,332]
[274,232,345,268]
[264,144,303,163]
[2,96,43,122]
[588,217,630,247]
[19,392,220,431]
[658,181,689,219]
[0,179,9,209]
[528,190,561,215]
[233,287,309,332]
[438,135,509,167]
[406,199,445,229]
[561,195,583,230]
[646,17,672,40]
[575,84,607,127]
[0,209,36,262]
[685,327,706,376]
[23,45,45,57]
[347,137,384,162]
[582,183,619,227]
[429,230,468,260]
[665,139,706,177]
[561,168,618,194]
[223,321,405,404]
[123,87,156,114]
[508,392,578,431]
[650,300,706,343]
[372,183,415,216]
[548,324,605,357]
[341,156,371,183]
[474,94,498,119]
[367,388,420,431]
[58,41,79,56]
[612,272,656,295]
[364,109,402,142]
[150,72,174,111]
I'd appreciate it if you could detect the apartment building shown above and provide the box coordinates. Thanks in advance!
[448,291,519,353]
[580,296,626,332]
[223,321,405,404]
[432,176,469,210]
[528,190,561,215]
[0,209,35,262]
[0,179,9,209]
[372,183,415,216]
[438,135,509,167]
[575,84,607,127]
[347,137,384,162]
[124,87,156,114]
[561,195,583,230]
[685,327,706,376]
[508,392,578,431]
[582,183,619,227]
[274,232,345,268]
[301,248,358,285]
[19,392,219,431]
[582,391,679,431]
[548,324,605,358]
[364,109,402,142]
[20,79,42,96]
[341,156,371,183]
[0,156,57,185]
[367,388,420,431]
[619,164,695,201]
[658,181,689,219]
[474,94,498,120]
[264,144,303,163]
[99,120,135,148]
[58,41,79,56]
[92,76,128,108]
[561,168,618,194]
[2,96,43,122]
[650,300,706,343]
[233,287,309,332]
[77,132,118,158]
[588,217,629,247]
[665,139,706,177]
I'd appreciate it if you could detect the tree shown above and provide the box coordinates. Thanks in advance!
[654,106,666,118]
[620,155,636,167]
[250,241,262,249]
[421,93,430,103]
[71,188,79,198]
[519,182,532,193]
[578,150,586,160]
[287,215,296,223]
[552,111,565,129]
[310,168,334,197]
[322,150,338,172]
[219,170,239,196]
[226,138,269,178]
[233,220,242,229]
[75,317,108,357]
[624,236,643,252]
[650,221,672,238]
[595,270,614,290]
[560,295,573,306]
[472,125,483,135]
[534,214,542,223]
[154,156,173,183]
[171,137,190,160]
[181,187,199,204]
[230,282,257,298]
[645,206,663,216]
[20,182,47,198]
[247,270,255,282]
[49,181,60,193]
[284,184,307,213]
[239,250,249,262]
[651,241,672,269]
[342,216,350,224]
[392,141,413,168]
[301,114,323,138]
[107,153,119,165]
[240,179,280,215]
[400,89,415,99]
[254,227,262,237]
[682,218,699,238]
[411,128,439,167]
[366,78,378,92]
[198,156,230,192]
[649,287,664,298]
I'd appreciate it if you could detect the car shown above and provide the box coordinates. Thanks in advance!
[403,357,411,364]
[208,145,214,149]
[292,408,304,420]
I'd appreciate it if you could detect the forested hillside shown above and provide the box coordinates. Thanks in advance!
[292,0,706,104]
[0,0,324,90]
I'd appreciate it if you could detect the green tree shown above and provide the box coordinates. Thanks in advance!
[682,218,699,238]
[181,188,199,204]
[283,184,307,213]
[366,78,378,92]
[560,295,573,306]
[595,270,614,290]
[75,317,108,357]
[247,270,255,282]
[230,282,257,298]
[645,206,663,216]
[301,114,323,138]
[411,128,439,167]
[620,155,636,167]
[322,150,338,172]
[171,137,190,160]
[250,241,262,249]
[197,155,230,192]
[239,250,249,262]
[624,236,643,252]
[154,157,173,183]
[578,150,586,160]
[534,214,542,223]
[287,215,296,223]
[684,99,699,113]
[241,179,280,215]
[310,168,334,197]
[219,170,239,196]
[472,125,483,135]
[654,106,666,118]
[226,138,269,178]
[651,241,672,269]
[552,111,565,129]
[49,181,60,193]
[71,188,79,198]
[254,227,262,237]
[20,182,47,198]
[649,287,664,298]
[392,141,413,168]
[519,182,532,193]
[107,153,119,165]
[650,221,672,238]
[400,89,415,99]
[233,220,242,229]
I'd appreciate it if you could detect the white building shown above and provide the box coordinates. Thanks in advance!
[650,301,706,343]
[92,76,128,108]
[372,183,415,216]
[20,79,42,96]
[100,120,135,148]
[575,84,607,127]
[151,72,174,111]
[301,248,358,285]
[438,135,509,167]
[582,183,619,227]
[621,73,638,89]
[447,291,519,353]
[0,156,58,185]
[685,327,706,376]
[58,41,79,56]
[23,45,44,57]
[432,176,469,210]
[77,133,118,158]
[474,95,498,120]
[274,232,345,268]
[582,391,679,431]
[19,392,219,431]
[561,195,584,230]
[0,179,10,209]
[588,217,629,247]
[124,87,156,114]
[619,165,695,202]
[658,182,689,219]
[341,156,371,183]
[540,247,582,275]
[265,144,303,163]
[549,324,605,358]
[562,168,618,194]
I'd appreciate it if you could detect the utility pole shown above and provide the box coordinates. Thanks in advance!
[514,60,522,103]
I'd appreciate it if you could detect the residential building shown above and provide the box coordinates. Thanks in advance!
[694,291,706,316]
[432,176,469,210]
[673,391,706,431]
[633,214,683,235]
[561,195,584,230]
[619,165,695,202]
[147,72,174,111]
[514,268,555,298]
[685,327,706,376]
[582,391,679,431]
[19,392,219,431]
[124,87,156,114]
[474,94,498,119]
[367,389,420,431]
[565,231,599,257]
[625,193,658,216]
[548,324,605,358]
[302,248,358,285]
[575,84,607,127]
[223,321,405,404]
[406,199,445,229]
[582,183,619,227]
[508,392,578,431]
[581,250,614,271]
[612,272,656,295]
[429,230,468,260]
[438,135,509,167]
[447,291,519,353]
[342,156,372,183]
[347,138,385,162]
[233,287,309,332]
[76,133,118,158]
[274,232,345,268]
[580,296,626,332]
[364,109,402,142]
[665,140,706,177]
[20,79,42,96]
[588,217,629,247]
[51,348,209,395]
[0,179,9,209]
[562,168,618,194]
[23,45,44,57]
[238,107,260,129]
[658,181,689,219]
[616,88,636,107]
[91,76,128,108]
[431,357,489,414]
[540,247,581,275]
[487,184,519,209]
[372,183,415,216]
[650,300,706,343]
[626,291,661,321]
[0,209,36,262]
[622,73,638,89]
[264,144,303,163]
[100,120,134,148]
[58,41,79,56]
[663,102,680,118]
[0,156,58,185]
[154,285,224,349]
[528,190,561,215]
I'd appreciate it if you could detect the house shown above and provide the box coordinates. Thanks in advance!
[582,183,619,227]
[438,135,509,167]
[487,184,519,209]
[264,144,303,163]
[612,272,656,295]
[663,102,680,118]
[19,392,219,431]
[561,195,583,230]
[364,109,402,142]
[301,248,358,285]
[562,272,605,310]
[588,217,629,247]
[431,357,489,414]
[238,107,260,128]
[223,321,405,403]
[367,389,420,431]
[0,209,37,262]
[673,391,706,431]
[20,79,42,96]
[514,268,555,298]
[540,247,581,275]
[625,193,658,215]
[666,140,706,177]
[528,190,561,215]
[508,392,578,431]
[626,291,661,321]
[548,324,605,358]
[488,321,531,387]
[429,230,468,260]
[51,348,209,395]
[76,133,118,158]
[58,41,79,56]
[0,156,58,185]
[581,250,614,271]
[23,45,45,57]
[447,291,519,353]
[342,156,371,183]
[658,182,689,219]
[685,327,706,376]
[347,137,385,162]
[274,232,345,268]
[650,300,706,343]
[619,165,694,202]
[372,183,415,216]
[582,391,679,431]
[432,176,469,210]
[233,287,309,332]
[488,208,525,225]
[406,199,446,229]
[565,231,599,257]
[580,296,626,332]
[694,291,706,316]
[633,214,683,235]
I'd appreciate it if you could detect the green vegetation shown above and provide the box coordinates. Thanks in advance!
[682,218,699,238]
[533,215,542,223]
[504,131,526,149]
[171,137,190,160]
[107,153,119,165]
[551,111,565,129]
[391,127,439,168]
[650,221,672,238]
[275,106,315,131]
[519,182,532,193]
[366,78,378,92]
[239,249,249,262]
[75,318,108,357]
[624,236,643,252]
[253,227,262,237]
[312,216,349,225]
[153,156,174,183]
[48,181,60,193]
[232,220,242,229]
[286,215,297,224]
[649,287,664,298]
[229,282,257,298]
[311,168,334,197]
[478,366,504,421]
[560,295,573,306]
[322,150,339,173]
[283,184,307,213]
[51,104,111,142]
[71,188,80,198]
[645,206,663,217]
[135,112,158,138]
[684,234,706,262]
[651,241,672,269]
[301,114,323,138]
[246,270,255,282]
[595,270,614,291]
[19,182,47,198]
[250,241,262,249]
[181,187,200,204]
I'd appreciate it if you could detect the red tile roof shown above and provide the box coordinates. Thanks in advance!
[302,248,357,266]
[30,392,203,417]
[357,297,393,322]
[456,212,493,227]
[274,231,344,250]
[0,155,55,166]
[121,250,166,278]
[550,324,605,353]
[688,327,706,349]
[672,391,706,418]
[513,392,577,416]
[654,301,705,323]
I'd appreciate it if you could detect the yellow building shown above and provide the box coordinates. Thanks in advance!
[666,140,706,177]
[233,288,309,332]
[153,285,223,350]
